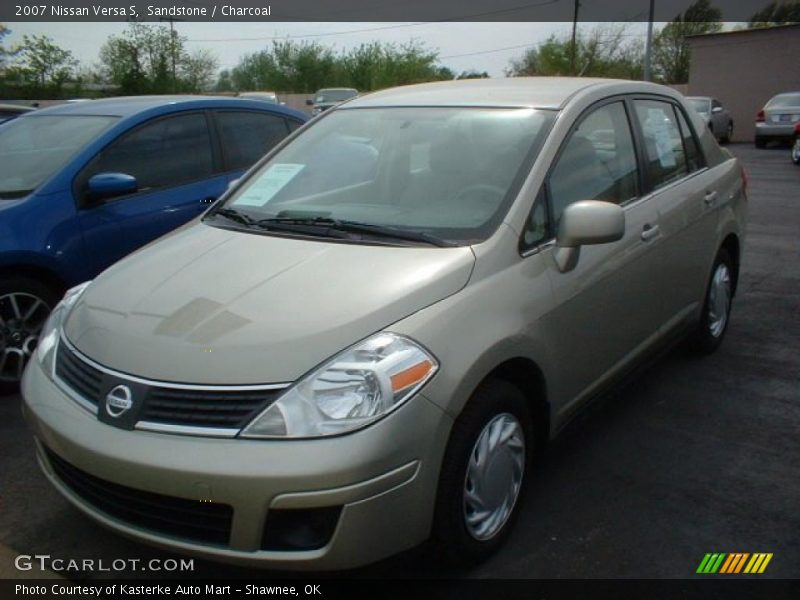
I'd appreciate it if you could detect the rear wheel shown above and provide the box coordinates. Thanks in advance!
[687,248,734,355]
[430,379,533,566]
[755,136,767,149]
[0,277,58,396]
[792,137,800,165]
[720,122,733,144]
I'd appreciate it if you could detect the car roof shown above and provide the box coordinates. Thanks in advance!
[346,77,677,110]
[23,95,304,119]
[0,103,35,112]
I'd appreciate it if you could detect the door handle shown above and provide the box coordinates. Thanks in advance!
[704,191,718,206]
[641,224,660,242]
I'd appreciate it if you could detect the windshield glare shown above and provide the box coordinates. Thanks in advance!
[0,115,118,197]
[221,107,554,244]
[688,98,710,114]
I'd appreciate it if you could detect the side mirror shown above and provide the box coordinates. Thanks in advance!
[711,106,723,114]
[227,178,240,190]
[86,172,137,201]
[554,200,625,272]
[305,98,314,106]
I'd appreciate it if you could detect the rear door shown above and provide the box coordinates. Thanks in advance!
[75,111,226,273]
[629,97,721,329]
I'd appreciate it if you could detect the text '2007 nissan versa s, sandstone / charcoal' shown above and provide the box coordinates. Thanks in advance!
[22,78,747,570]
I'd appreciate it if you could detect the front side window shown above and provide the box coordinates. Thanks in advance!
[0,115,118,199]
[213,107,555,244]
[633,99,689,190]
[548,101,639,225]
[216,111,291,171]
[87,112,214,193]
[675,107,704,173]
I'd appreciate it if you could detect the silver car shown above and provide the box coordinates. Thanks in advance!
[755,91,800,148]
[686,96,733,144]
[22,78,747,570]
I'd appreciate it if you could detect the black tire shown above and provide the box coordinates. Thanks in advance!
[755,136,767,149]
[720,122,733,144]
[0,276,60,396]
[687,248,735,355]
[792,137,800,165]
[430,379,533,566]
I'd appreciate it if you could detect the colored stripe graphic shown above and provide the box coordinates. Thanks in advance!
[699,552,773,574]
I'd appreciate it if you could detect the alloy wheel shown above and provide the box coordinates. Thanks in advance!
[0,292,51,383]
[707,263,732,338]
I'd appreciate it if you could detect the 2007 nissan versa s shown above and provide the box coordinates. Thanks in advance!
[22,78,747,569]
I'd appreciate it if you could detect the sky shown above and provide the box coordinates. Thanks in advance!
[3,21,654,78]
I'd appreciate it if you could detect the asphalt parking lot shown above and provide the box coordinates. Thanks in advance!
[1,144,798,580]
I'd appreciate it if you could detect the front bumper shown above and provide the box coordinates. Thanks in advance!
[21,359,453,570]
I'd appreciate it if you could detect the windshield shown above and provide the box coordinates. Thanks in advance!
[767,93,800,108]
[213,106,555,244]
[315,90,357,104]
[688,98,710,114]
[0,115,118,198]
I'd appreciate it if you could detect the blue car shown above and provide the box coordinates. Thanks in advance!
[0,95,307,390]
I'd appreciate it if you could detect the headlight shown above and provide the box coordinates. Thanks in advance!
[240,333,438,439]
[36,281,91,376]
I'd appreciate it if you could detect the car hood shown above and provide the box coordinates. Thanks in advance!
[64,224,475,384]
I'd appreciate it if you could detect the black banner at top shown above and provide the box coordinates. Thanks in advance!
[1,0,796,22]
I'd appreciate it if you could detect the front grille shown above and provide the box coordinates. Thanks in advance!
[141,388,281,429]
[45,447,233,546]
[55,342,103,406]
[55,338,284,431]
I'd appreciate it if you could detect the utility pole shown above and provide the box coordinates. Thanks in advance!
[643,0,655,81]
[570,0,580,75]
[159,16,182,92]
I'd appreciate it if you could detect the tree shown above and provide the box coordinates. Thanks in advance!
[11,34,78,93]
[215,68,233,92]
[0,23,14,72]
[100,22,217,94]
[651,0,723,84]
[748,0,800,27]
[505,25,644,79]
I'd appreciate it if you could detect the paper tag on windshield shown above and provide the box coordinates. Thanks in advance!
[234,164,305,207]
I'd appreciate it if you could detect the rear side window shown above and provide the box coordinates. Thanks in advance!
[216,111,290,171]
[675,107,704,172]
[633,99,688,190]
[548,101,639,225]
[89,112,214,192]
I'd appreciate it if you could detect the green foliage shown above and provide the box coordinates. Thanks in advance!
[100,22,218,94]
[225,39,452,93]
[749,0,800,26]
[456,70,490,79]
[652,0,723,83]
[505,25,644,79]
[6,34,78,94]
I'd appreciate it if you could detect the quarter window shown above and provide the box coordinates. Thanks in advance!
[633,99,689,190]
[216,111,291,171]
[548,101,639,225]
[88,113,214,193]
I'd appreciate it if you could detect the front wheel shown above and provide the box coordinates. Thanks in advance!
[720,122,733,144]
[430,380,533,566]
[0,277,59,396]
[687,248,734,355]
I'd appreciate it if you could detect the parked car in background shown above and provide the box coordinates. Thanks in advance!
[755,91,800,148]
[792,122,800,165]
[686,96,733,143]
[238,91,279,104]
[0,103,34,124]
[0,95,306,392]
[22,78,746,569]
[306,87,359,115]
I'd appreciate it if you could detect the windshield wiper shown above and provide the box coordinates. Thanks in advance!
[255,217,456,247]
[208,207,256,226]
